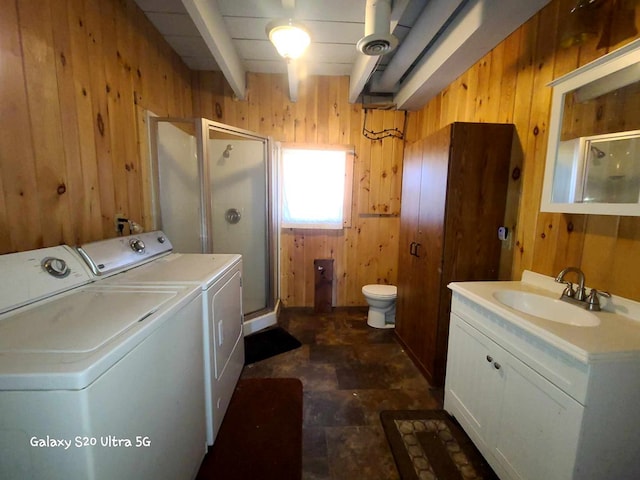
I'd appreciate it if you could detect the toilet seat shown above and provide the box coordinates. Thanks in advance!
[362,284,397,299]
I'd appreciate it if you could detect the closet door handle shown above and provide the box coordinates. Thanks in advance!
[414,243,421,258]
[409,242,416,256]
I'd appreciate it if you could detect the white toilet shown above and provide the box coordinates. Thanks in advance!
[362,284,397,329]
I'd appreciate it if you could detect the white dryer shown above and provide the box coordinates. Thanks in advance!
[0,244,206,479]
[77,232,245,445]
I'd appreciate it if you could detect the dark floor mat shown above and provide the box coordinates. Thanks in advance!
[244,327,302,365]
[196,378,303,480]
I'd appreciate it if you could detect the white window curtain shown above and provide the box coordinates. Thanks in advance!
[281,147,349,229]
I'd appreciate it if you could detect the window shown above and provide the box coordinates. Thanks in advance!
[280,144,353,229]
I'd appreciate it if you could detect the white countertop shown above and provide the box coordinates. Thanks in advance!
[448,271,640,363]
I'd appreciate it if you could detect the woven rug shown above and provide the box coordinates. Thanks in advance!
[244,327,302,365]
[380,410,498,480]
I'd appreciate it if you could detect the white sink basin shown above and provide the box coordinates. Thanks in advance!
[492,290,601,327]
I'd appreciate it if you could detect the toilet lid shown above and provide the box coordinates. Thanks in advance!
[362,284,397,298]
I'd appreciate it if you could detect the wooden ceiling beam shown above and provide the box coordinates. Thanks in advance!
[182,0,247,100]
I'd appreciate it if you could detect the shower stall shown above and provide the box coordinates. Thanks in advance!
[148,117,279,335]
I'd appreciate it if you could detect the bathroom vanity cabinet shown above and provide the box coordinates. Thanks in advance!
[445,287,640,480]
[395,122,514,386]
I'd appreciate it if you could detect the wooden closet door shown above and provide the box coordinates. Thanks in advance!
[435,123,514,382]
[415,126,451,384]
[396,141,423,345]
[397,123,514,387]
[441,123,513,284]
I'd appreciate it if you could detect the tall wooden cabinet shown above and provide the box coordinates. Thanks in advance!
[395,122,514,386]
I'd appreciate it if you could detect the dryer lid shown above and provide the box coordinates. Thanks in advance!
[104,253,241,288]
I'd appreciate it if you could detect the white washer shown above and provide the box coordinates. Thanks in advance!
[0,244,206,480]
[78,232,244,445]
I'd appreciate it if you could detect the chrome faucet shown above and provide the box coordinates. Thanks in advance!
[555,267,610,311]
[555,267,587,301]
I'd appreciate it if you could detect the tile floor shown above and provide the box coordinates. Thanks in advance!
[241,307,443,480]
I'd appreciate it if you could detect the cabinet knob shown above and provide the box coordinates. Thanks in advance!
[494,362,501,370]
[486,355,493,363]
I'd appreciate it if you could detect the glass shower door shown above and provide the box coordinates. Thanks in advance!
[205,123,271,317]
[150,117,277,325]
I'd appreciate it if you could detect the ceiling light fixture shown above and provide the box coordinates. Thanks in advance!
[266,19,311,60]
[560,0,604,48]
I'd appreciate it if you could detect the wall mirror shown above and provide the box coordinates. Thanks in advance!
[541,38,640,215]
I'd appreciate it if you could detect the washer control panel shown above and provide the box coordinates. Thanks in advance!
[0,246,92,314]
[76,231,173,277]
[129,238,146,254]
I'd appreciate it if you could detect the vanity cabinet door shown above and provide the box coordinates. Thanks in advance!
[493,347,583,480]
[446,312,584,480]
[444,313,502,453]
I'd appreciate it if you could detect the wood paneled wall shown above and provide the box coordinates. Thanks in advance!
[407,0,640,301]
[192,73,404,307]
[0,0,193,253]
[5,0,639,306]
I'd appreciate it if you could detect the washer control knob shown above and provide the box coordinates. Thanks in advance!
[129,238,146,253]
[157,236,166,244]
[42,257,70,278]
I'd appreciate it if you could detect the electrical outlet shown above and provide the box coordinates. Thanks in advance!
[114,213,126,233]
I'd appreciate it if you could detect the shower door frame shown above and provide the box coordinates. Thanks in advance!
[148,116,278,324]
[200,119,278,321]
